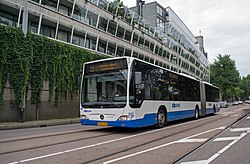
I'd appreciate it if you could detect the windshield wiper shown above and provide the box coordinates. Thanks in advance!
[82,102,125,108]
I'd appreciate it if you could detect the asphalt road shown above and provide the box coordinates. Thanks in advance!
[0,104,249,164]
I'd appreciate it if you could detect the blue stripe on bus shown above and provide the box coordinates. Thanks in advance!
[80,113,157,128]
[80,108,220,128]
[168,109,196,121]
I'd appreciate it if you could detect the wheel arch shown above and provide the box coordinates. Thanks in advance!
[158,105,167,123]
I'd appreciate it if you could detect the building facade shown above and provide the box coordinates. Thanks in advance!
[0,0,210,81]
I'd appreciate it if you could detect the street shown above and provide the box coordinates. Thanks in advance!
[0,105,249,164]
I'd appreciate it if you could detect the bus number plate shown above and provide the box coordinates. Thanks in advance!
[98,122,108,126]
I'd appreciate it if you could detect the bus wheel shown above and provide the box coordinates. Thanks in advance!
[156,109,166,128]
[194,107,199,119]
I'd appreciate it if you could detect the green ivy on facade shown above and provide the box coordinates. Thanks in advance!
[0,25,107,110]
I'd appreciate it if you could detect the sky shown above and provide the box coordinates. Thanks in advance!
[122,0,250,77]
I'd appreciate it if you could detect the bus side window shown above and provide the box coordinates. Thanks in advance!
[135,71,144,105]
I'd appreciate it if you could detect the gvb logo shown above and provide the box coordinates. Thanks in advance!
[172,103,180,108]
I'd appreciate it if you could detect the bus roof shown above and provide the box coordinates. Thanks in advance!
[83,56,216,85]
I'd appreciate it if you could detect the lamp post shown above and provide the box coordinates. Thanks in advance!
[19,0,28,122]
[22,0,28,37]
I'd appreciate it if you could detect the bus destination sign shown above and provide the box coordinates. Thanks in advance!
[85,59,127,74]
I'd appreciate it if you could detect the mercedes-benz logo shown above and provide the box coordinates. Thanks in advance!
[100,114,104,120]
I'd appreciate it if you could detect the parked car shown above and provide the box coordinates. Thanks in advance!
[245,100,250,104]
[220,101,229,108]
[232,101,239,105]
[238,100,243,104]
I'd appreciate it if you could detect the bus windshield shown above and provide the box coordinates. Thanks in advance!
[82,69,128,108]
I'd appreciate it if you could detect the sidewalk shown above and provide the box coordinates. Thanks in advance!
[0,118,80,130]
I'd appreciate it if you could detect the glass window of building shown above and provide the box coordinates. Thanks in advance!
[159,48,163,56]
[124,48,132,57]
[98,0,109,10]
[144,56,149,62]
[57,30,70,42]
[0,5,19,27]
[149,58,154,64]
[155,60,159,65]
[189,56,195,64]
[155,45,159,55]
[156,6,166,17]
[149,27,155,37]
[97,38,107,53]
[41,0,57,11]
[116,46,124,57]
[196,70,200,76]
[149,42,154,52]
[57,24,72,43]
[156,17,164,29]
[59,0,74,16]
[72,29,85,47]
[107,41,116,56]
[86,10,98,27]
[138,53,144,60]
[124,30,132,42]
[28,14,40,34]
[132,34,139,45]
[40,17,57,38]
[90,0,98,5]
[190,65,195,73]
[133,51,138,58]
[138,37,144,48]
[73,2,87,23]
[98,16,108,31]
[170,55,178,64]
[107,20,117,35]
[124,9,133,24]
[116,25,125,39]
[85,34,97,50]
[144,40,149,50]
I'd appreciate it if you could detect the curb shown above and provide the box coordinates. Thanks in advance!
[0,118,80,130]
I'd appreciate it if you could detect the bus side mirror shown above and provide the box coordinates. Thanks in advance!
[135,72,142,84]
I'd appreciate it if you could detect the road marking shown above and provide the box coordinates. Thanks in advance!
[181,130,250,164]
[207,131,249,163]
[230,127,250,132]
[179,160,208,164]
[176,138,207,143]
[213,136,240,142]
[246,116,250,119]
[8,117,213,164]
[20,152,64,163]
[102,127,225,164]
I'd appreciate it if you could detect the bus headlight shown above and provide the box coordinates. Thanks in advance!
[81,115,89,120]
[118,115,128,121]
[118,115,133,121]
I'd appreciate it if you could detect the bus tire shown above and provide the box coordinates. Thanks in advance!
[156,109,166,128]
[194,107,199,119]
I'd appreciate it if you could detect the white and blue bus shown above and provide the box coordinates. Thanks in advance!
[80,57,220,128]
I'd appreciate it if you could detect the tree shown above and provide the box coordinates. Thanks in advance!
[210,54,240,101]
[240,75,250,100]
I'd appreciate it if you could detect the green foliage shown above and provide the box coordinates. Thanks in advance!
[0,25,107,110]
[210,54,241,100]
[240,75,250,100]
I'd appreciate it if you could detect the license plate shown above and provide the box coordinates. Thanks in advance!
[97,122,108,126]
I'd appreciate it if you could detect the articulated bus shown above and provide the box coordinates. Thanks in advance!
[80,57,220,128]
